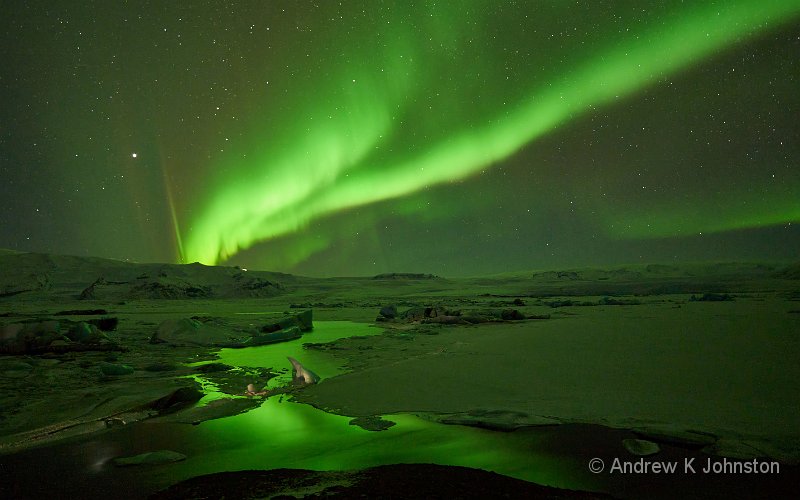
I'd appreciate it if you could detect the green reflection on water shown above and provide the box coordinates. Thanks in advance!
[217,320,380,389]
[171,321,593,491]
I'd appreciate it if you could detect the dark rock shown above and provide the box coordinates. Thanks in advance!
[147,386,204,413]
[400,307,426,321]
[397,306,461,322]
[7,320,60,343]
[246,326,302,346]
[88,317,118,331]
[151,317,303,348]
[79,277,107,300]
[512,298,525,306]
[0,320,122,354]
[259,310,313,334]
[379,305,397,319]
[66,322,109,343]
[151,318,201,345]
[690,293,734,302]
[294,309,313,331]
[349,416,396,431]
[500,309,525,320]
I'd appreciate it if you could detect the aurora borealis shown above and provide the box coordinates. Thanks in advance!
[2,1,799,276]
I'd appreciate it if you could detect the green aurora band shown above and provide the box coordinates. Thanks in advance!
[183,0,800,265]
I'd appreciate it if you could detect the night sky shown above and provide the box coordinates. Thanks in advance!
[2,1,799,277]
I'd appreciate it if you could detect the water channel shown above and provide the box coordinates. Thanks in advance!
[3,321,604,498]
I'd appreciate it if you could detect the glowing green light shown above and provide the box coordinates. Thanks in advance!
[183,0,800,265]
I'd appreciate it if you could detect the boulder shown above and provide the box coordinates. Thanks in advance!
[0,320,62,353]
[690,293,734,302]
[400,307,426,321]
[379,305,398,319]
[150,318,242,347]
[66,322,109,343]
[260,310,313,333]
[245,326,302,346]
[79,277,106,299]
[500,309,525,321]
[151,313,310,348]
[88,317,118,331]
[147,386,204,413]
[0,319,122,354]
[349,416,396,431]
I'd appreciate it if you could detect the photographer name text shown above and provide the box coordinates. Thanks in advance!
[608,457,779,474]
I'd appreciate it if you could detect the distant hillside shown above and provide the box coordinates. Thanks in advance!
[463,261,800,297]
[0,251,300,301]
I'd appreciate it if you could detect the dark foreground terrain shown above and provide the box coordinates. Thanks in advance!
[1,249,799,498]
